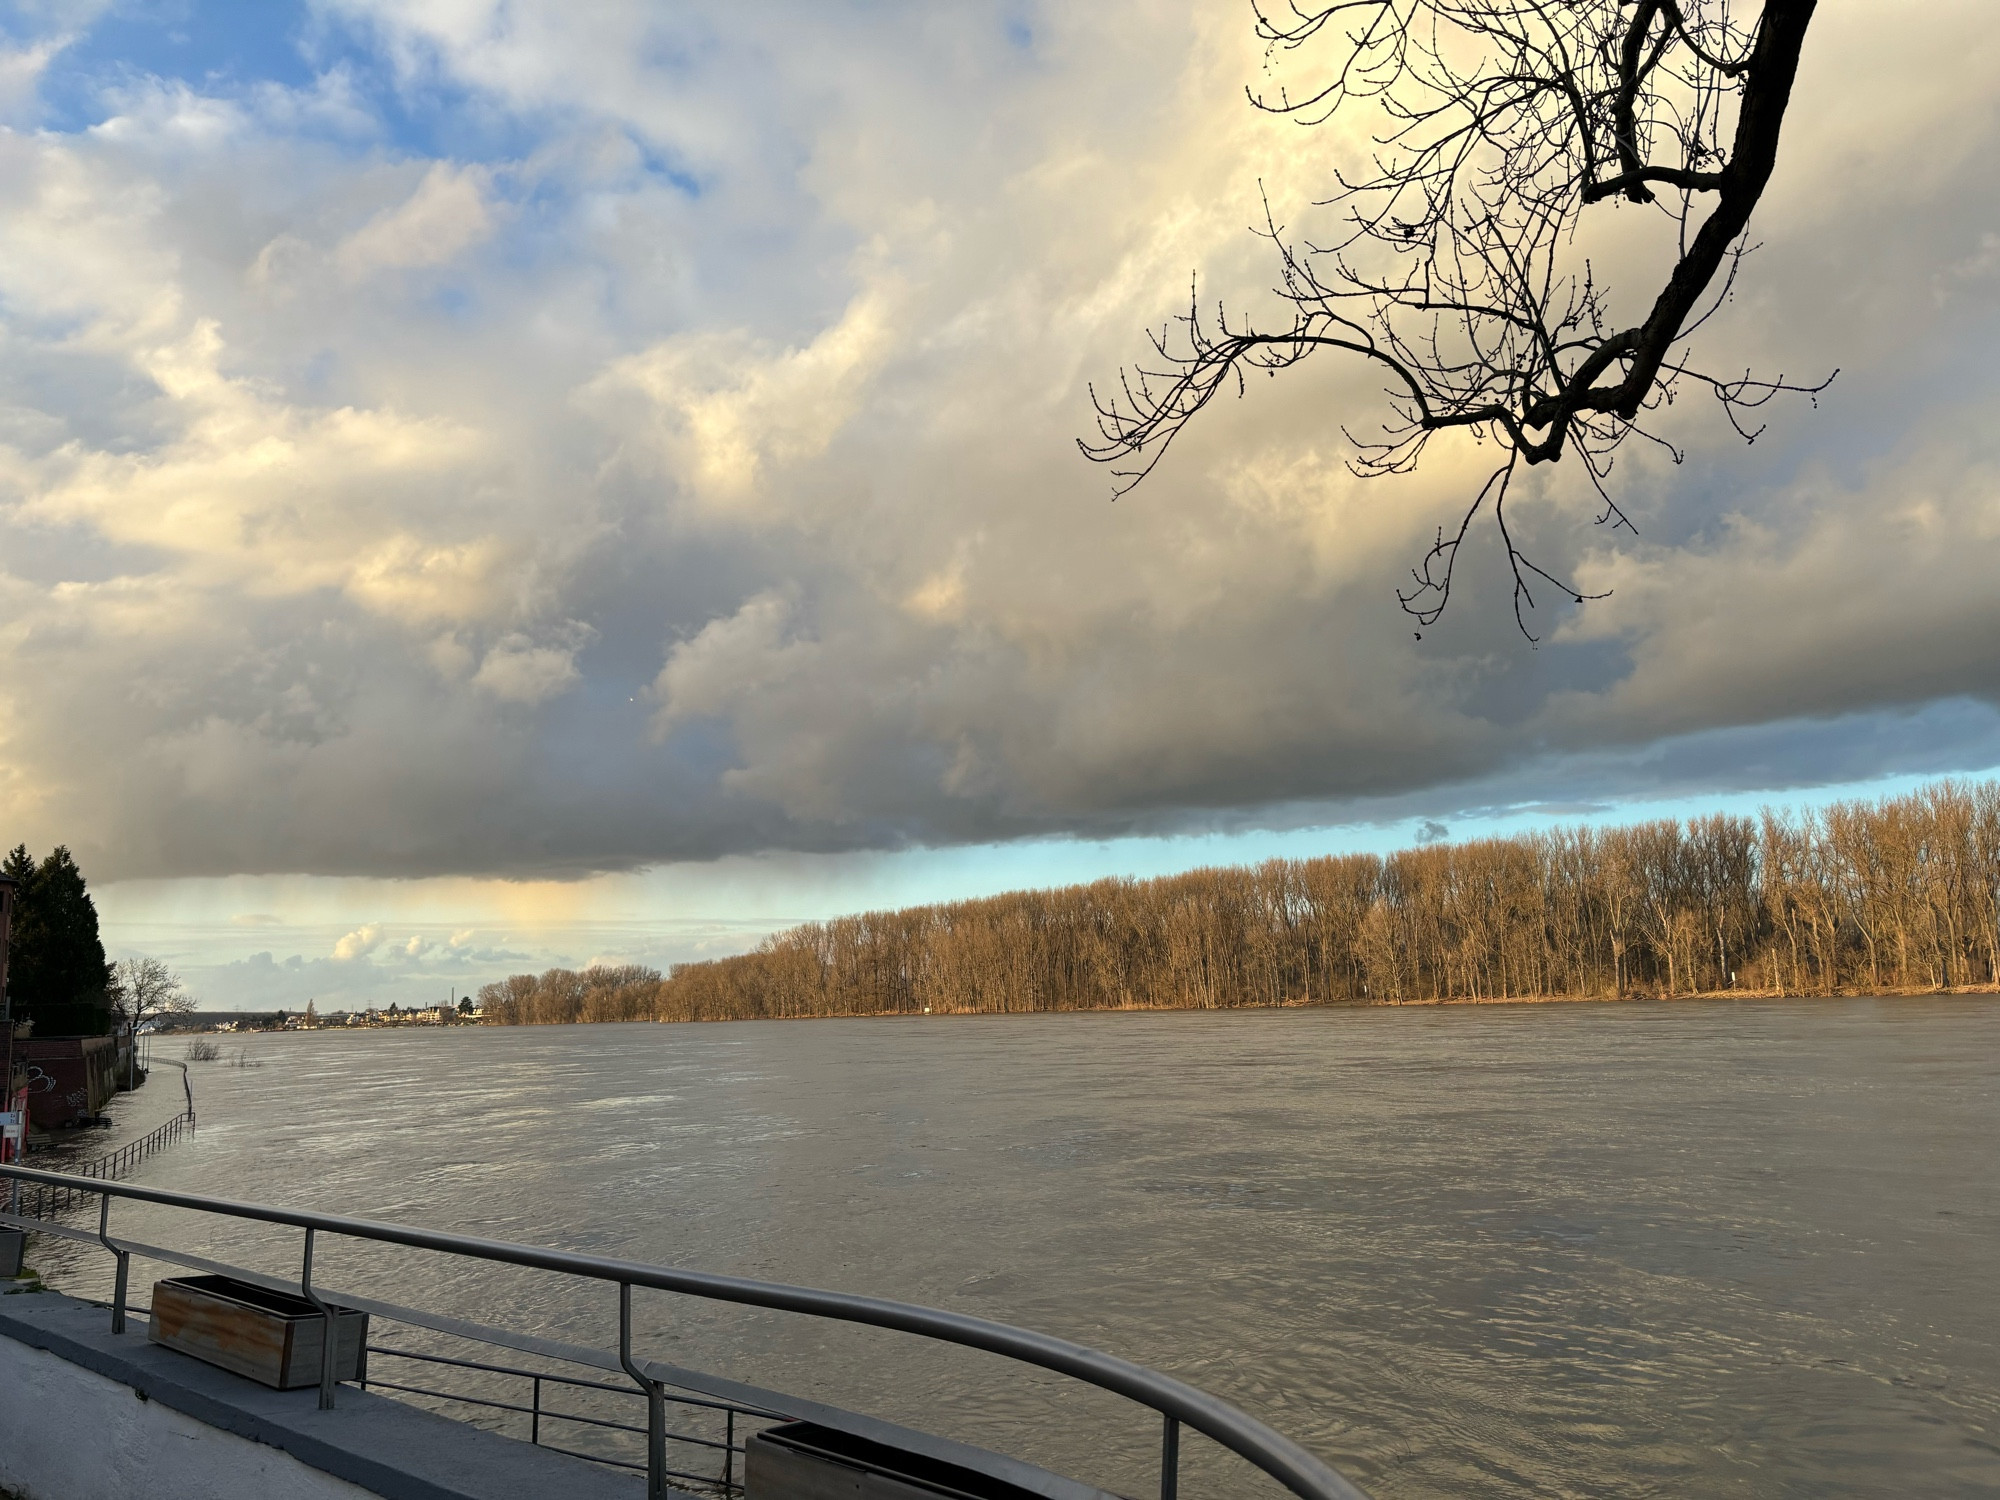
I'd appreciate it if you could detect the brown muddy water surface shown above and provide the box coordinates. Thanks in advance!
[31,998,2000,1499]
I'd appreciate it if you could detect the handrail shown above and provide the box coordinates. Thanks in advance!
[0,1161,1370,1500]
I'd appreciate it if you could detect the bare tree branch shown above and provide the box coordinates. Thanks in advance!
[1082,0,1832,636]
[111,956,196,1029]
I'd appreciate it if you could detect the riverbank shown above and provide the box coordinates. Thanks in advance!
[465,981,2000,1026]
[180,980,2000,1036]
[1380,982,2000,1008]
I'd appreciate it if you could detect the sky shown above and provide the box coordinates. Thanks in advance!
[3,1,2000,1011]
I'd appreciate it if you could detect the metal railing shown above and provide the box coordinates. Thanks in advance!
[0,1162,1370,1500]
[357,1343,760,1492]
[0,1160,1376,1500]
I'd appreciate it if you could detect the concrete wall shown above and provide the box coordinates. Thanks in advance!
[20,1038,118,1129]
[0,1333,376,1500]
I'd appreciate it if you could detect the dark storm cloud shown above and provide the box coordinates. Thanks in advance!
[2,3,1998,882]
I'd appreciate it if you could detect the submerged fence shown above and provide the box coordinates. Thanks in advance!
[16,1061,195,1218]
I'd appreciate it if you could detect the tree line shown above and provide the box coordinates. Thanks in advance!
[479,778,2000,1026]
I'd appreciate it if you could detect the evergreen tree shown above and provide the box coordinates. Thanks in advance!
[0,845,28,1027]
[4,846,114,1034]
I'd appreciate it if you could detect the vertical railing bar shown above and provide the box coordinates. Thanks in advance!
[1160,1413,1180,1500]
[299,1227,339,1410]
[95,1192,128,1334]
[618,1282,666,1500]
[648,1379,666,1499]
[531,1373,542,1446]
[724,1407,736,1494]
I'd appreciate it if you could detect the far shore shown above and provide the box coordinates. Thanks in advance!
[792,988,2000,1024]
[188,984,2000,1036]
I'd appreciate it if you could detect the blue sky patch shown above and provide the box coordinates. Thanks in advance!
[34,0,319,127]
[28,0,548,165]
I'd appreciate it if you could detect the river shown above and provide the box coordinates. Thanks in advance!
[30,998,2000,1498]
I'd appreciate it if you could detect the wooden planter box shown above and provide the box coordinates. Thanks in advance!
[747,1421,1054,1500]
[148,1275,367,1390]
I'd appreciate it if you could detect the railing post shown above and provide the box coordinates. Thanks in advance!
[618,1282,666,1500]
[531,1374,541,1446]
[96,1194,128,1334]
[724,1407,737,1494]
[647,1377,666,1499]
[1160,1413,1180,1500]
[299,1228,339,1410]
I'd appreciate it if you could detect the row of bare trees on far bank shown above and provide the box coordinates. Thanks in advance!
[479,779,2000,1026]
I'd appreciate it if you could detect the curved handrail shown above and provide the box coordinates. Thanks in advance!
[0,1161,1370,1500]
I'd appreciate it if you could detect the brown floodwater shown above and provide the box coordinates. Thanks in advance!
[31,997,2000,1498]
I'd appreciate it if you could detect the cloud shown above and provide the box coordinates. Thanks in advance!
[650,590,808,735]
[187,931,538,1011]
[473,633,585,704]
[330,921,523,969]
[596,288,897,513]
[335,163,493,279]
[332,924,384,961]
[0,0,1998,887]
[0,37,67,128]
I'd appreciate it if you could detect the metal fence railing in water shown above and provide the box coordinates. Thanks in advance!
[0,1162,1372,1500]
[15,1063,197,1219]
